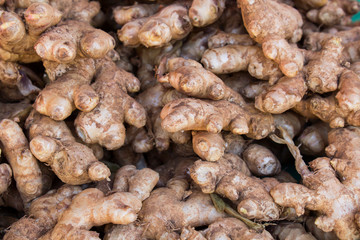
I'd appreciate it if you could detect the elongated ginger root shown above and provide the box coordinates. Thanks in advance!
[41,165,158,240]
[105,178,225,240]
[0,163,11,195]
[270,128,360,240]
[35,20,114,63]
[113,3,159,25]
[26,111,110,185]
[159,60,245,104]
[207,32,255,49]
[238,0,304,77]
[201,45,282,83]
[161,98,274,139]
[4,185,82,240]
[0,2,62,62]
[242,144,281,176]
[0,119,43,202]
[119,4,192,47]
[181,218,274,240]
[75,58,146,150]
[189,0,225,27]
[190,154,280,221]
[255,74,307,114]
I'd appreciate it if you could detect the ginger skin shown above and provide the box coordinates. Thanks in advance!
[238,0,304,77]
[26,111,110,185]
[189,0,226,27]
[4,185,82,240]
[0,163,12,195]
[75,58,146,150]
[0,119,43,202]
[113,3,159,25]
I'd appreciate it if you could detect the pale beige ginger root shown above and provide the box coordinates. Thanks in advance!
[270,128,360,240]
[201,45,283,84]
[207,32,255,49]
[3,185,82,240]
[189,0,226,27]
[190,154,280,221]
[181,218,274,240]
[242,144,281,177]
[238,0,304,77]
[112,165,159,201]
[0,2,62,63]
[158,61,245,105]
[0,119,43,202]
[105,178,226,240]
[306,0,359,26]
[255,74,307,114]
[33,58,98,121]
[41,165,158,240]
[0,163,11,195]
[34,20,115,63]
[271,222,316,240]
[180,28,217,61]
[137,4,192,47]
[298,122,330,156]
[75,58,146,150]
[117,17,147,47]
[113,3,159,25]
[304,37,344,94]
[160,98,275,139]
[26,111,110,185]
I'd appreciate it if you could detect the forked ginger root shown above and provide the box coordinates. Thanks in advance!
[4,185,82,240]
[238,0,304,77]
[26,111,110,185]
[0,119,43,202]
[40,165,159,240]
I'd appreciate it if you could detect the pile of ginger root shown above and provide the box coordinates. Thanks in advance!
[2,0,360,239]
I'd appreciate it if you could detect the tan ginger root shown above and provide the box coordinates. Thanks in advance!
[35,20,115,63]
[0,2,62,62]
[26,111,110,185]
[190,154,280,221]
[181,218,274,240]
[298,122,330,156]
[161,98,275,140]
[238,0,304,77]
[105,178,225,240]
[119,4,192,47]
[270,128,360,240]
[242,144,281,177]
[0,163,12,195]
[34,58,98,120]
[304,37,344,94]
[201,45,283,84]
[41,165,159,240]
[271,222,316,240]
[207,32,255,49]
[0,119,43,202]
[75,58,146,150]
[305,217,338,240]
[189,0,226,27]
[3,185,82,240]
[255,74,307,114]
[159,59,245,104]
[113,3,159,25]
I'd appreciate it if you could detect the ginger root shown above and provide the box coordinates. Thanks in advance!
[0,163,11,195]
[189,0,226,27]
[0,119,43,202]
